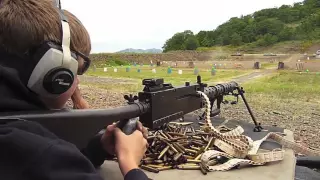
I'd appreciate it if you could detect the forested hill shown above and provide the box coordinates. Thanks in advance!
[162,0,320,52]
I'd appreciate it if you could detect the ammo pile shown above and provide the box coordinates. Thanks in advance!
[138,122,227,175]
[112,121,320,174]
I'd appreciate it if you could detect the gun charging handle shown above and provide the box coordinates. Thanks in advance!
[117,94,141,135]
[116,117,139,135]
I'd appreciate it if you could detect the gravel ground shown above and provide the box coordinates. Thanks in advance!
[75,84,320,149]
[78,76,136,84]
[220,99,320,148]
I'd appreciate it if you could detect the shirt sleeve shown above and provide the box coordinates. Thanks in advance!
[81,130,115,168]
[27,139,104,180]
[124,169,150,180]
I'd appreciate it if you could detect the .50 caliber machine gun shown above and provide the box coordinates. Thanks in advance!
[0,76,262,149]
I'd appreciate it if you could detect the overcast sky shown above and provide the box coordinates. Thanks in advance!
[62,0,301,53]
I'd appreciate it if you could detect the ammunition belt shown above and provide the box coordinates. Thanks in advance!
[197,91,320,172]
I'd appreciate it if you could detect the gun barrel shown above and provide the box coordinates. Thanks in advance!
[0,102,149,121]
[204,81,239,99]
[0,102,149,149]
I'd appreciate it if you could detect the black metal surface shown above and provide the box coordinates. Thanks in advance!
[116,117,139,135]
[297,156,320,169]
[203,81,238,99]
[138,82,203,129]
[295,166,320,180]
[236,87,262,132]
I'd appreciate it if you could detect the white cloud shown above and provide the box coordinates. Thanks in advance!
[61,0,301,53]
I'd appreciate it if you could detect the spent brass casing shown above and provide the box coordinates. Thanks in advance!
[177,165,200,170]
[170,137,188,142]
[185,148,198,154]
[159,131,168,139]
[167,132,185,137]
[163,132,173,139]
[187,159,201,163]
[148,164,165,169]
[172,143,185,153]
[180,163,199,166]
[198,122,206,125]
[170,122,193,126]
[195,147,205,158]
[142,160,153,164]
[153,160,164,164]
[183,128,188,135]
[192,141,205,146]
[168,149,174,156]
[173,153,183,161]
[184,155,195,159]
[161,139,179,153]
[190,146,200,151]
[158,146,170,159]
[201,136,208,143]
[176,143,186,152]
[158,166,172,171]
[140,165,159,173]
[204,137,214,151]
[192,136,202,140]
[191,127,196,134]
[194,153,203,160]
[147,136,156,140]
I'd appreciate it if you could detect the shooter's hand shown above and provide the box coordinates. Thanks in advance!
[101,121,148,156]
[114,128,148,176]
[100,123,117,155]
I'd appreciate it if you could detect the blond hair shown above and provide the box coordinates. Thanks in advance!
[0,0,91,57]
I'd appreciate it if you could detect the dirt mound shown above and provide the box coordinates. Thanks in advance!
[90,50,213,65]
[308,44,320,54]
[90,51,292,67]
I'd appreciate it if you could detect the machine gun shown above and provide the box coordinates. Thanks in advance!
[0,75,262,149]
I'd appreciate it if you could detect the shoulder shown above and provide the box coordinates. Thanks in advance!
[0,118,102,180]
[0,118,58,139]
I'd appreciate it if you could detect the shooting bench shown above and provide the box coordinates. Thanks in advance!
[98,117,296,180]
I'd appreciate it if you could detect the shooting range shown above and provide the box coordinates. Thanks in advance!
[74,49,320,180]
[2,1,320,180]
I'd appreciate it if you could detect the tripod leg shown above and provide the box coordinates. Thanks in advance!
[237,87,263,132]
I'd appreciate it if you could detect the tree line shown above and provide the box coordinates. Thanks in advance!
[162,0,320,52]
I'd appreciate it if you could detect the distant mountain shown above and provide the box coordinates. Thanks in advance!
[116,48,162,53]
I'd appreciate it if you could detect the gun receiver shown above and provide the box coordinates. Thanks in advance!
[0,76,262,149]
[138,77,204,129]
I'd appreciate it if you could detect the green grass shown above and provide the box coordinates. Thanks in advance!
[260,62,278,69]
[243,71,320,101]
[86,67,253,86]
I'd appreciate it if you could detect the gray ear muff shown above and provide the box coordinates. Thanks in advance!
[43,67,74,94]
[26,1,79,97]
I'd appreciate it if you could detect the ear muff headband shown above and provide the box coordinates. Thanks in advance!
[53,0,72,70]
[59,5,72,69]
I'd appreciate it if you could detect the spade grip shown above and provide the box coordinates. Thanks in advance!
[116,117,139,135]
